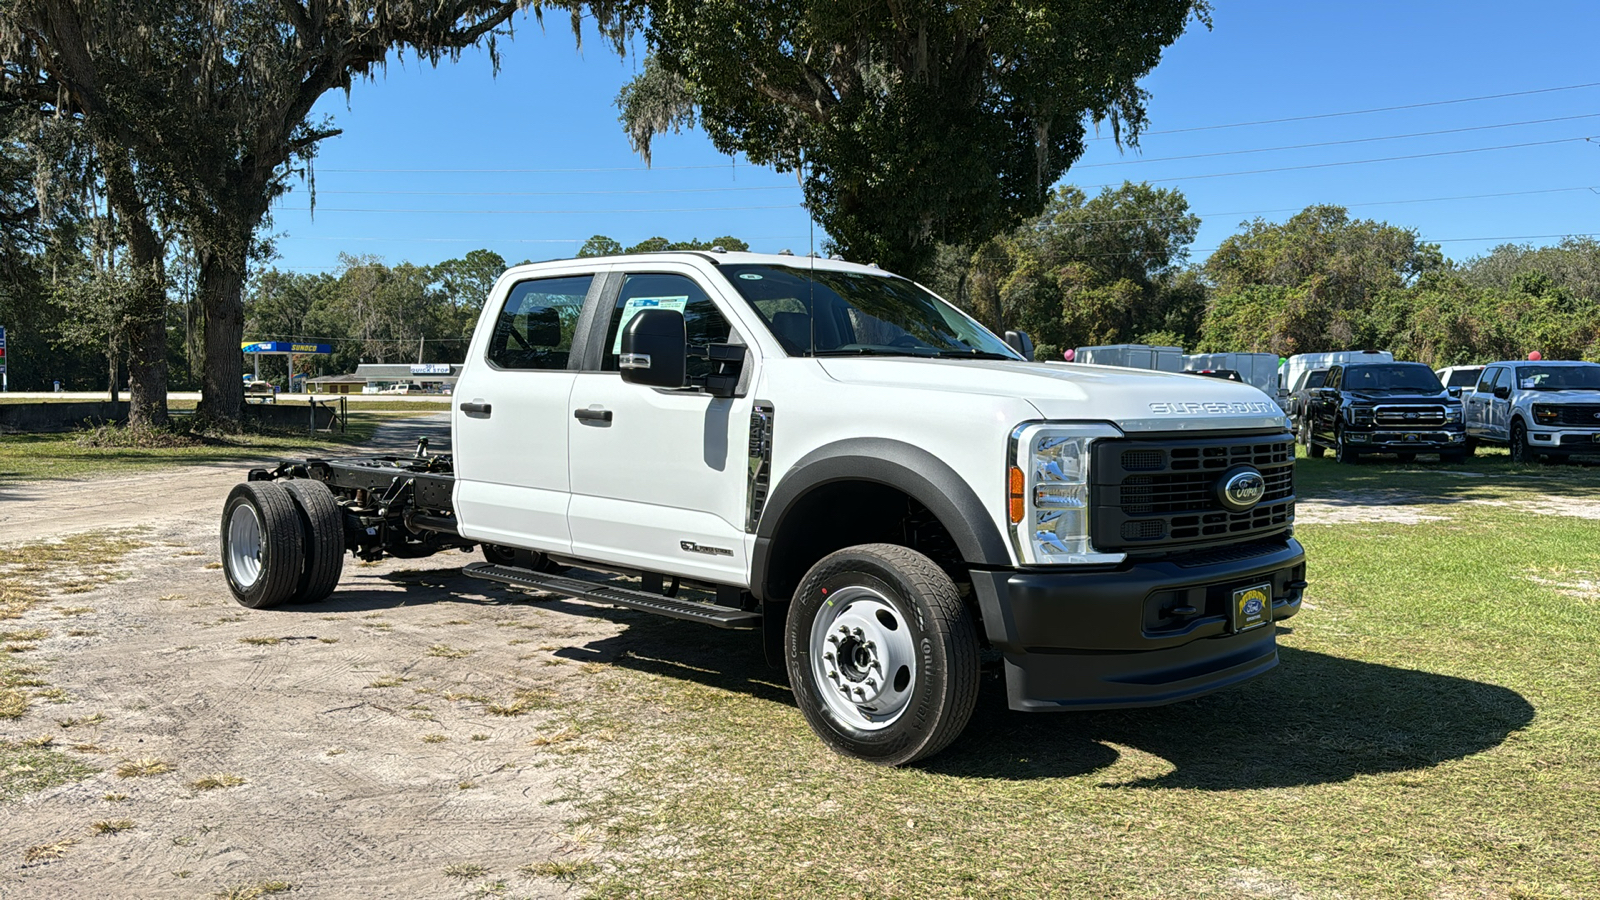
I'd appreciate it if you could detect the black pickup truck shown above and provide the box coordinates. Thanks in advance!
[1304,361,1467,463]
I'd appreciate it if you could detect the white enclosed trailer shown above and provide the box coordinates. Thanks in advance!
[1073,344,1183,372]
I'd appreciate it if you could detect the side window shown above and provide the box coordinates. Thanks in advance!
[486,275,592,370]
[1325,367,1341,390]
[1475,368,1497,393]
[602,273,734,378]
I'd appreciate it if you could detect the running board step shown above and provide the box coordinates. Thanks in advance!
[462,562,760,630]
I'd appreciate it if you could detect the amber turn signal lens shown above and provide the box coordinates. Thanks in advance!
[1008,466,1026,523]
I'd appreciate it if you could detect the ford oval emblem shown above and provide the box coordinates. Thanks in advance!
[1219,467,1267,512]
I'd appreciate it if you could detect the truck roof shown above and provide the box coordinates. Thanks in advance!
[513,250,896,278]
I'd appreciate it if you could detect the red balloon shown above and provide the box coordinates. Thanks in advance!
[1528,351,1542,361]
[1063,348,1076,362]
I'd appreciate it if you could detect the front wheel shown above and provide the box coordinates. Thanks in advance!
[1334,428,1360,464]
[1510,420,1535,464]
[786,544,980,767]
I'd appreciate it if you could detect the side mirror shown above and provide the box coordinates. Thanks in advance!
[1448,386,1462,397]
[619,308,687,389]
[1494,385,1512,400]
[1003,330,1035,359]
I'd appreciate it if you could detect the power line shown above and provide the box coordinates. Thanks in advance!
[1078,113,1600,168]
[272,203,804,214]
[1090,135,1596,188]
[317,184,798,197]
[319,162,760,174]
[1089,81,1600,141]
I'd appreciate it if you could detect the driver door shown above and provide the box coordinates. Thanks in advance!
[566,268,758,585]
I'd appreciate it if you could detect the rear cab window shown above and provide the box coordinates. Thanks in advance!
[487,275,593,370]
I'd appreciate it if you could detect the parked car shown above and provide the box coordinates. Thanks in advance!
[218,250,1306,766]
[1303,361,1466,463]
[1435,365,1486,397]
[1464,360,1600,463]
[1286,368,1329,435]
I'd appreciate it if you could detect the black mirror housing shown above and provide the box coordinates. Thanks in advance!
[1448,386,1462,397]
[620,308,687,389]
[1003,330,1035,359]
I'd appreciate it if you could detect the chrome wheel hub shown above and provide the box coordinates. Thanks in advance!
[226,504,264,589]
[809,586,917,731]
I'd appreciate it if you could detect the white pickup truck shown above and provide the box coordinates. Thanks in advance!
[219,251,1306,765]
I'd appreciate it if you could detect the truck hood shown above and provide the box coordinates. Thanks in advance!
[1522,389,1600,404]
[817,358,1288,433]
[1346,389,1455,403]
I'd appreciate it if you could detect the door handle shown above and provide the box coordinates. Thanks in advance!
[574,408,613,423]
[459,401,492,416]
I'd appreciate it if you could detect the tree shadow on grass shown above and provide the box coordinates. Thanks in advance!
[276,571,1536,789]
[929,647,1535,789]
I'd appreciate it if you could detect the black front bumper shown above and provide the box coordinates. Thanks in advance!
[970,539,1306,711]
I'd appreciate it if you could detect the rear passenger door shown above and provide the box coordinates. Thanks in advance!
[453,268,603,554]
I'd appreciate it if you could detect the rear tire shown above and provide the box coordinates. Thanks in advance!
[221,482,305,609]
[282,479,346,604]
[786,544,979,767]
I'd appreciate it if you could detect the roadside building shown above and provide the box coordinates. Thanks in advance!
[306,374,367,395]
[353,363,461,393]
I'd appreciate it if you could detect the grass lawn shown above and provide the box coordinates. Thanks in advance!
[0,411,422,482]
[561,448,1600,898]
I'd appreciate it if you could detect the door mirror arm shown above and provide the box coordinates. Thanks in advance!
[689,342,746,398]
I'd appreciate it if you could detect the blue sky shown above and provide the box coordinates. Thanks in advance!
[266,1,1600,275]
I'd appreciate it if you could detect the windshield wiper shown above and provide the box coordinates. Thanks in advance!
[931,349,1019,361]
[807,348,929,358]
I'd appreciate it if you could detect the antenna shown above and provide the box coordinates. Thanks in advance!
[808,179,816,356]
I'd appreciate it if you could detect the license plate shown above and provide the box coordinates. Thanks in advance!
[1404,433,1419,442]
[1231,583,1272,633]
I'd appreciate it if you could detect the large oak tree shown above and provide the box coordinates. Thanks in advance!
[616,0,1208,276]
[3,0,595,427]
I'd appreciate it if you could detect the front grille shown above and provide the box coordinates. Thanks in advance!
[1553,404,1600,426]
[1092,431,1295,552]
[1375,405,1446,427]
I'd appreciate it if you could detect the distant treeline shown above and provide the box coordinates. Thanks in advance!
[4,187,1595,393]
[929,185,1600,365]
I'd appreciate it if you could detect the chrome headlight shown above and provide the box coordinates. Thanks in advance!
[1444,405,1463,424]
[1008,422,1126,565]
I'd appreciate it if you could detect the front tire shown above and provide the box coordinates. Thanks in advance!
[221,482,305,609]
[786,544,980,767]
[1334,427,1360,464]
[1510,420,1535,464]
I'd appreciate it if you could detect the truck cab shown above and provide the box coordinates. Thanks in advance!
[222,251,1306,766]
[1464,360,1600,462]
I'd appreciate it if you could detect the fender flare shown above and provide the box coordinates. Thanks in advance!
[749,437,1011,601]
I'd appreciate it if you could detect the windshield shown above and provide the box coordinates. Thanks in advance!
[1342,364,1443,392]
[1444,368,1483,388]
[720,264,1021,360]
[1516,364,1600,390]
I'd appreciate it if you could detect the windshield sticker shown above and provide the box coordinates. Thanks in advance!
[612,296,689,353]
[1521,378,1537,389]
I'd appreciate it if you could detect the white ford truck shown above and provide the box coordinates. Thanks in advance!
[220,251,1306,765]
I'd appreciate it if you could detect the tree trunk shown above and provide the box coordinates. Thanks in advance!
[195,247,246,430]
[123,288,170,428]
[95,142,170,428]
